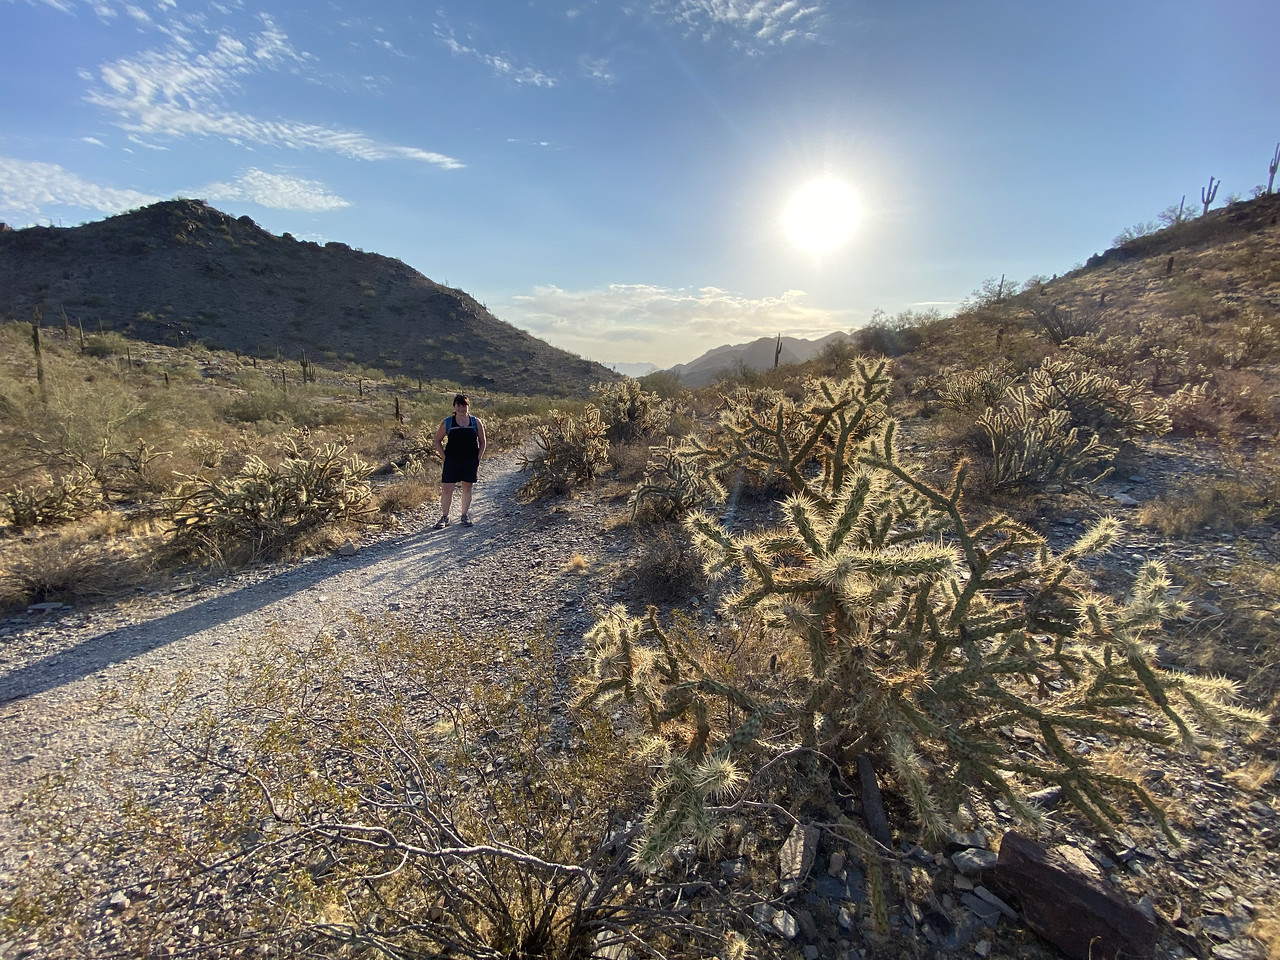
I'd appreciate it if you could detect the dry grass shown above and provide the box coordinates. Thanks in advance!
[0,529,158,611]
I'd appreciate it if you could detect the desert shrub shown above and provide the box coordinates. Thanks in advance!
[1138,445,1280,536]
[0,360,150,487]
[223,379,341,428]
[165,435,376,560]
[518,406,610,500]
[82,331,131,358]
[2,468,101,531]
[8,622,742,957]
[625,525,709,604]
[0,534,152,609]
[628,438,727,522]
[1025,302,1102,345]
[580,410,1263,886]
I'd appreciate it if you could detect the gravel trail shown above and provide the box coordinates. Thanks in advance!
[0,454,634,877]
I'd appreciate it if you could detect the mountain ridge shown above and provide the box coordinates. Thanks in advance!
[0,199,619,397]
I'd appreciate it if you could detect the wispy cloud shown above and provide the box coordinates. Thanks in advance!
[655,0,826,49]
[84,20,463,168]
[508,282,849,366]
[197,168,349,211]
[0,156,158,217]
[434,24,558,87]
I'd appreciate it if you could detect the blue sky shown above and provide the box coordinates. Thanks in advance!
[2,0,1277,369]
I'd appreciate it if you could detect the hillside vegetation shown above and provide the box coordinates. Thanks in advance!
[2,191,1279,960]
[0,199,618,397]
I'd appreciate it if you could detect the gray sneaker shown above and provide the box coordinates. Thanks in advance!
[433,516,449,530]
[460,513,474,527]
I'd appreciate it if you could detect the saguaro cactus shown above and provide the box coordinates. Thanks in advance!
[1201,175,1219,215]
[1269,143,1279,195]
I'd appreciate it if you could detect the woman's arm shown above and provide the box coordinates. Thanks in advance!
[433,418,448,459]
[476,418,487,461]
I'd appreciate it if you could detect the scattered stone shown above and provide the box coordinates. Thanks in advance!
[753,903,799,939]
[720,858,745,879]
[107,891,129,912]
[336,540,357,556]
[951,848,998,874]
[972,885,1018,920]
[778,823,820,894]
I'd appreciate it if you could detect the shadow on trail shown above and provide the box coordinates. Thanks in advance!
[0,463,531,705]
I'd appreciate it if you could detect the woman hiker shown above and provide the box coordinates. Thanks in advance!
[432,393,487,529]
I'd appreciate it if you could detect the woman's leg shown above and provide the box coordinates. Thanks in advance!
[458,481,474,516]
[440,482,455,518]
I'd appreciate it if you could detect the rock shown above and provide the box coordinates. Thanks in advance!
[995,830,1156,960]
[107,891,129,912]
[779,823,820,894]
[753,903,799,939]
[961,891,1004,928]
[1211,941,1266,960]
[1112,493,1139,507]
[336,539,357,556]
[1027,786,1063,809]
[972,885,1018,920]
[951,848,998,874]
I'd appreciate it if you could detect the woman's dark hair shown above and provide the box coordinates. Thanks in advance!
[453,393,469,406]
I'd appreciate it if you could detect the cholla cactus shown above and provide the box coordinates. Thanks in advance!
[517,405,610,500]
[592,379,672,444]
[937,360,1018,414]
[692,358,892,507]
[627,438,726,521]
[582,377,1262,872]
[166,437,375,558]
[978,395,1116,490]
[1026,358,1171,441]
[3,468,101,531]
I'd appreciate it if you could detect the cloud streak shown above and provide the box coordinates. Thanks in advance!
[508,282,850,367]
[434,24,558,87]
[197,168,349,211]
[0,156,158,218]
[655,0,826,49]
[84,21,463,167]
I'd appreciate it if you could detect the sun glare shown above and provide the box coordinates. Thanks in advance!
[783,177,860,254]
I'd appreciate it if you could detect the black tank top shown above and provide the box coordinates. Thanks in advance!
[444,414,481,462]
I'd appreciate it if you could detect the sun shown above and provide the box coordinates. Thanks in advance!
[783,177,861,254]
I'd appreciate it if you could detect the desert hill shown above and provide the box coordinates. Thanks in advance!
[0,199,618,397]
[666,331,853,387]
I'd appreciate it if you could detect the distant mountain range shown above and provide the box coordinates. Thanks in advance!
[0,199,619,397]
[665,332,853,387]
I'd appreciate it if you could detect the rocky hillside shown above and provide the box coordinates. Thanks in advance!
[0,199,618,397]
[668,331,854,387]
